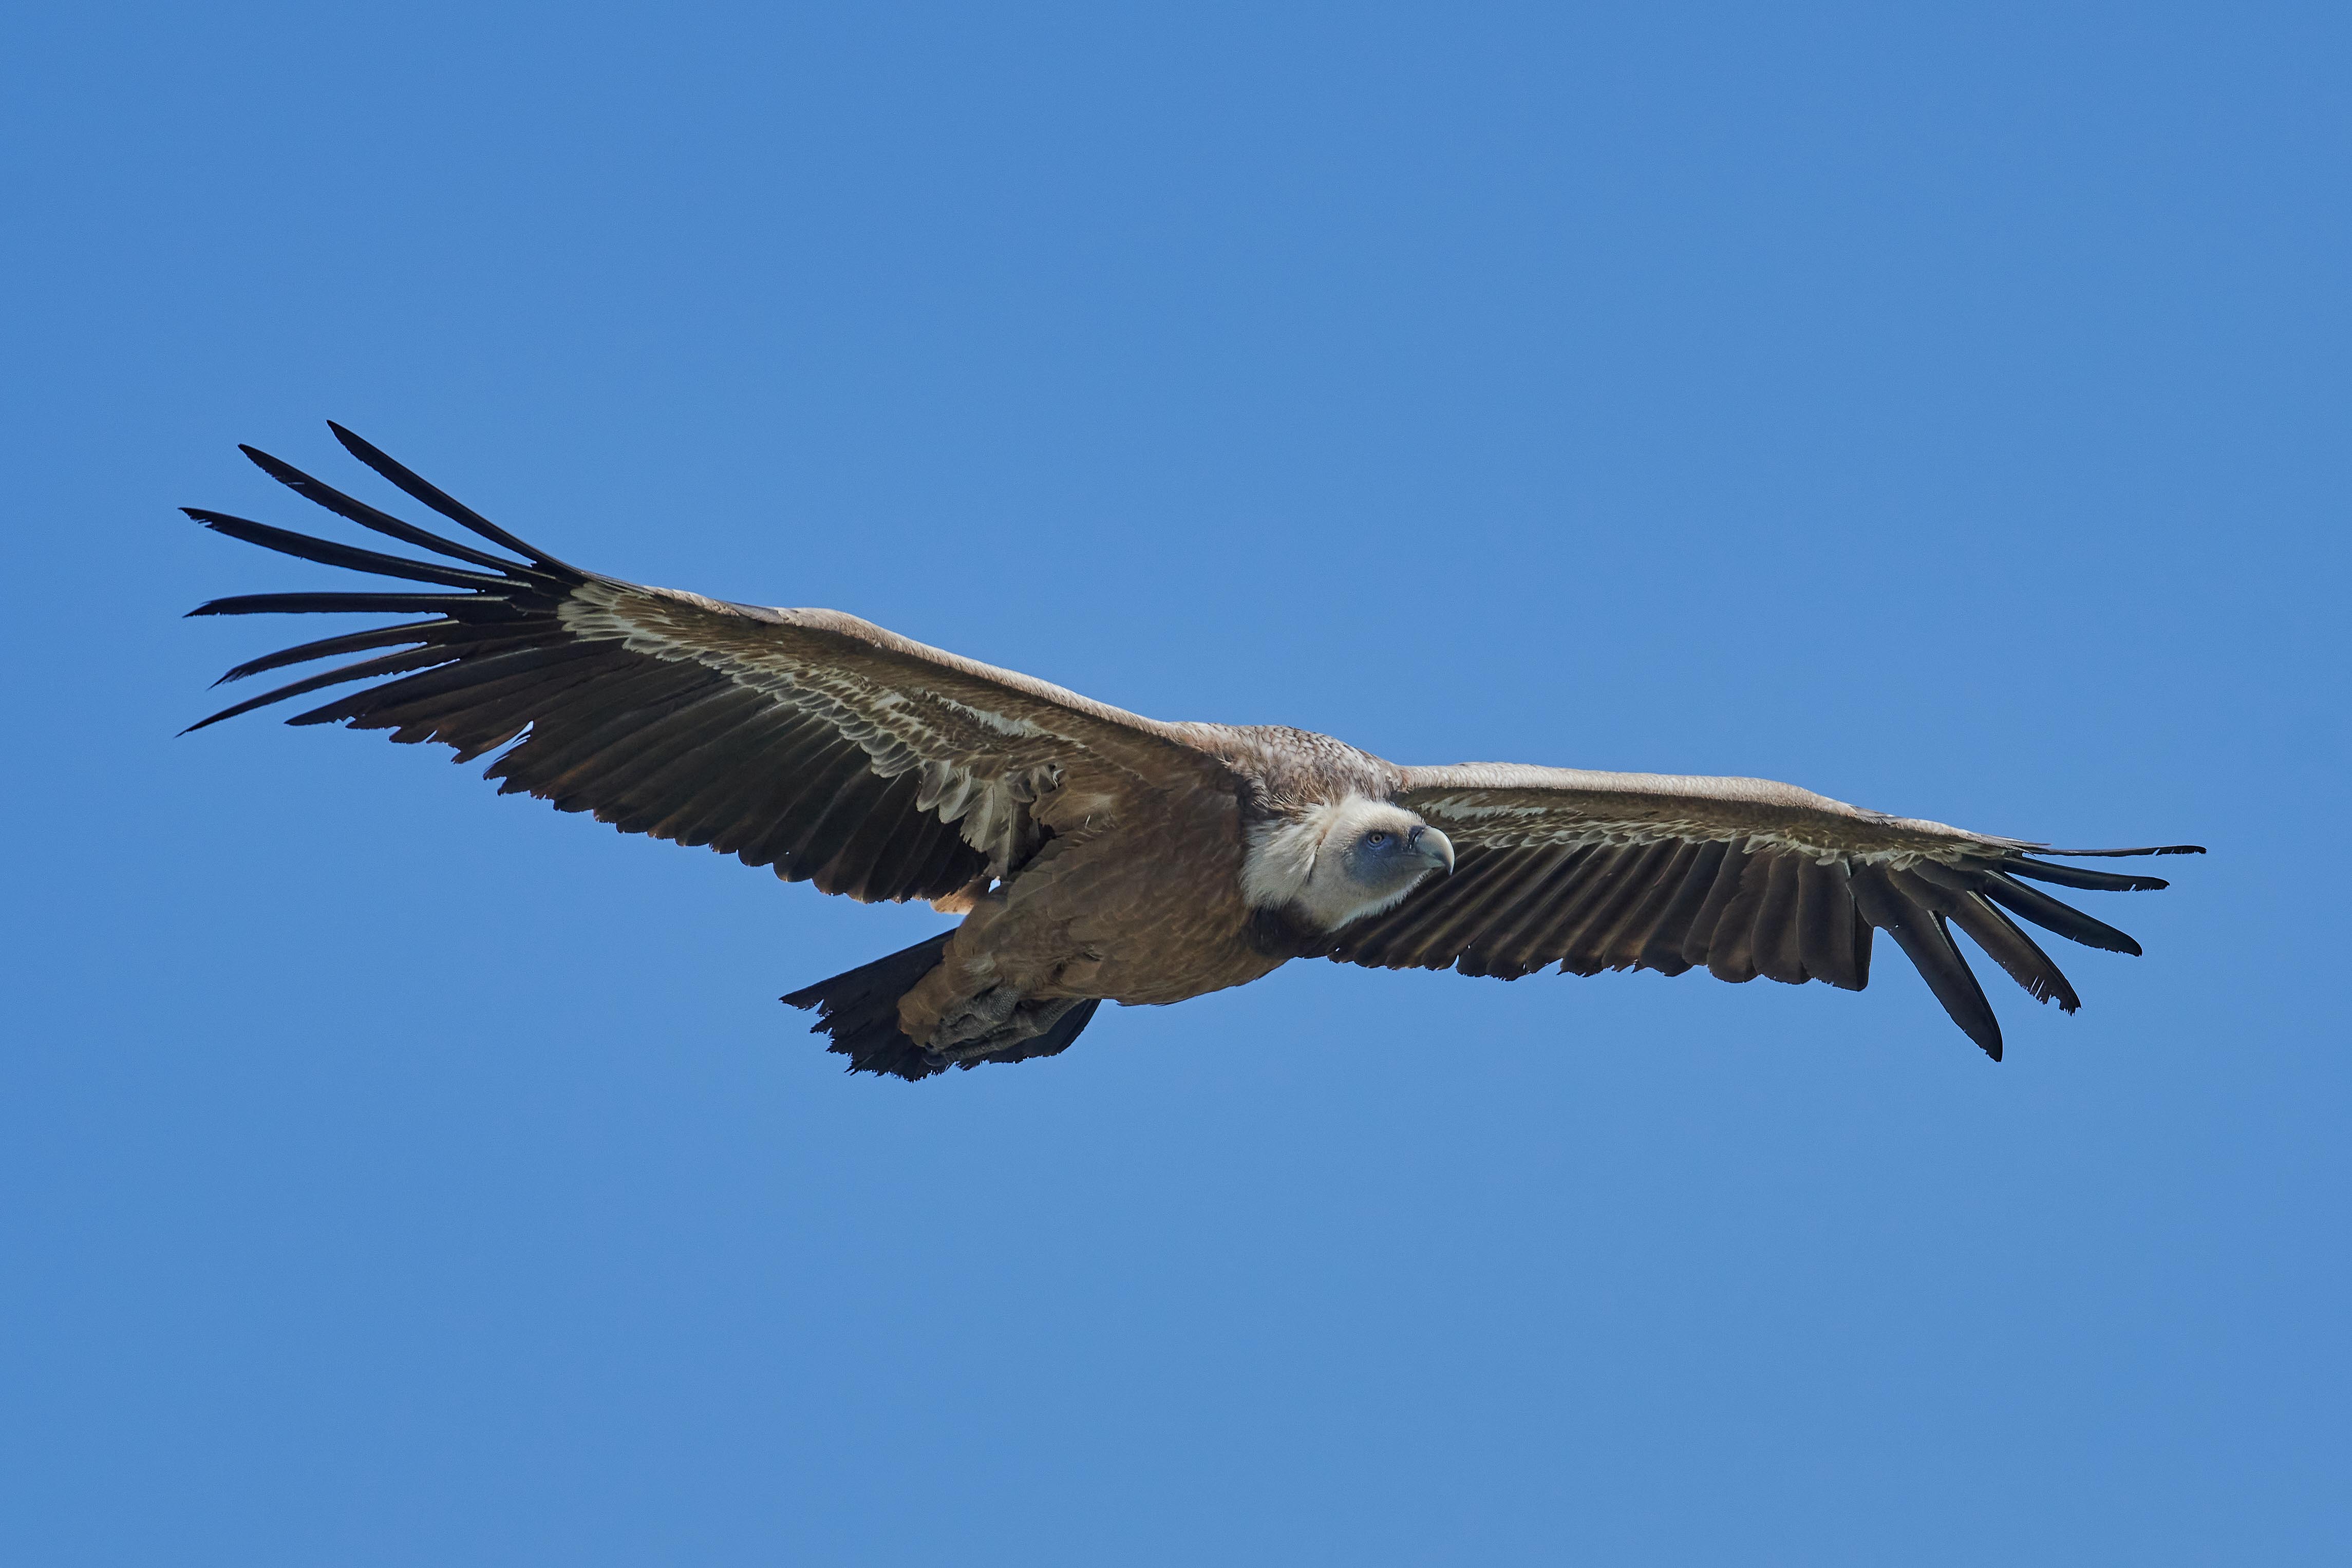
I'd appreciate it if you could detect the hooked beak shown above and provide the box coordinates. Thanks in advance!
[1409,824,1455,876]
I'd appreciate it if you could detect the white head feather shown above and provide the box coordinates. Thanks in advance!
[1241,796,1454,930]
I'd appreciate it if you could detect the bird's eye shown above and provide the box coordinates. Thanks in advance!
[1365,830,1390,847]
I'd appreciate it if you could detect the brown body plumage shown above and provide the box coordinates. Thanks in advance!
[181,428,2200,1077]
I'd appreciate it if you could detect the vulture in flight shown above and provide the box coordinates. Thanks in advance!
[180,428,2199,1079]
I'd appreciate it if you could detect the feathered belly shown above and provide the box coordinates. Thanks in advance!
[965,789,1281,1008]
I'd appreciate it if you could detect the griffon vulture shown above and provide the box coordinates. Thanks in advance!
[180,428,2199,1078]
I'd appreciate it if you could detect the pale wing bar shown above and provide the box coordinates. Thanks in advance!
[1319,765,2202,1059]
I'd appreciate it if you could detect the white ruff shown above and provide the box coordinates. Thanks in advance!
[1239,801,1348,911]
[1241,797,1436,930]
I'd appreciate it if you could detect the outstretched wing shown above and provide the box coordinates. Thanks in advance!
[1321,763,2199,1059]
[181,425,1233,903]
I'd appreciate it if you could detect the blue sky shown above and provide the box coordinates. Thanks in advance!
[3,3,2345,1562]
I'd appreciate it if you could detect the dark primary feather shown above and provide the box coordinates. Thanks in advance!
[1944,892,2078,1012]
[1851,865,2004,1058]
[183,645,478,734]
[183,508,515,592]
[211,620,461,686]
[189,591,496,618]
[1974,870,2141,956]
[238,443,539,575]
[2039,843,2205,857]
[2003,856,2174,892]
[328,421,577,569]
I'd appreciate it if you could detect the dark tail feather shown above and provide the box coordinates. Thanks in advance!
[971,998,1104,1068]
[780,934,1105,1081]
[782,933,955,1080]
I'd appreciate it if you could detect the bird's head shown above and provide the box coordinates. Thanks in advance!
[1241,796,1455,930]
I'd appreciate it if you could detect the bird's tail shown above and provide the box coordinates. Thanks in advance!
[781,934,1102,1081]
